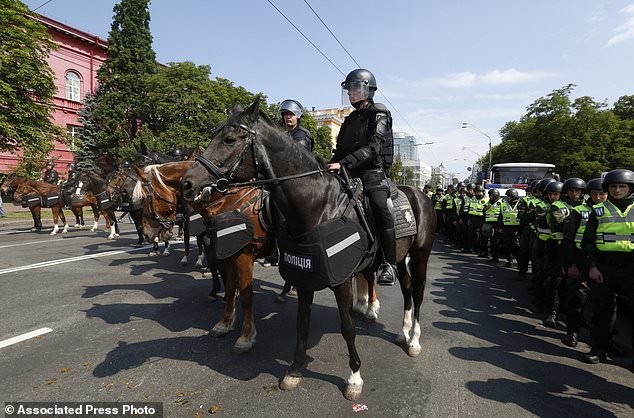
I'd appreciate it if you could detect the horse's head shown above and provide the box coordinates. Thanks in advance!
[182,99,264,206]
[132,165,178,243]
[0,173,22,195]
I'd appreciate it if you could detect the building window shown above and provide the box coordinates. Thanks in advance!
[67,125,82,151]
[66,71,81,101]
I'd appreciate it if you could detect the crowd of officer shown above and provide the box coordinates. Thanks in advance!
[428,169,633,372]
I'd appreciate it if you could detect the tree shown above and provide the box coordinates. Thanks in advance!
[74,93,101,172]
[389,154,404,183]
[93,0,157,161]
[314,125,333,161]
[494,85,632,179]
[0,0,63,176]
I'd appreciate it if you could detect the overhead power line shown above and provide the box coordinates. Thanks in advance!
[268,0,439,164]
[265,0,346,77]
[33,0,54,12]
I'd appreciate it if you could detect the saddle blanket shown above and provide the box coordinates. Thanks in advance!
[392,190,417,239]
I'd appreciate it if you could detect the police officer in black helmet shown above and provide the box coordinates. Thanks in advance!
[328,68,397,286]
[42,160,59,184]
[280,99,314,152]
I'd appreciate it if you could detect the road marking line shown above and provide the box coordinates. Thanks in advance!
[0,237,81,249]
[0,246,150,275]
[0,327,53,349]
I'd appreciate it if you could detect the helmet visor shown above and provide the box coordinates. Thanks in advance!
[341,81,371,106]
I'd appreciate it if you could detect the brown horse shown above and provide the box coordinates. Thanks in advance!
[133,161,273,352]
[181,99,436,399]
[1,173,69,235]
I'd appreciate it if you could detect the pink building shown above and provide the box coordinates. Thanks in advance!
[0,14,108,177]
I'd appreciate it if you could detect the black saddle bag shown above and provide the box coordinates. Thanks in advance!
[278,217,369,291]
[42,193,60,208]
[204,210,254,261]
[22,194,42,208]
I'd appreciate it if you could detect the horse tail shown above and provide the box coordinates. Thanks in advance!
[132,179,145,205]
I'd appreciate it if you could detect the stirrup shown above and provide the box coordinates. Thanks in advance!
[377,263,397,286]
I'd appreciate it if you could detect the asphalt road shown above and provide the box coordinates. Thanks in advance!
[0,220,632,417]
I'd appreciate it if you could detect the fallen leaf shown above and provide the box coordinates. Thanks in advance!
[60,367,70,373]
[103,383,114,390]
[209,404,222,414]
[45,378,57,385]
[83,362,93,368]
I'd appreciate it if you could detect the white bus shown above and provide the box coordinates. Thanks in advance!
[485,163,558,196]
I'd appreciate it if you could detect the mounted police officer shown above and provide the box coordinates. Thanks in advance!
[581,169,634,368]
[280,99,314,152]
[173,149,184,161]
[42,160,59,184]
[62,162,79,207]
[328,68,397,286]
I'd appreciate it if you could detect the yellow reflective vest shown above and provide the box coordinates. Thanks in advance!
[501,199,520,226]
[593,200,634,252]
[484,199,502,223]
[573,203,591,249]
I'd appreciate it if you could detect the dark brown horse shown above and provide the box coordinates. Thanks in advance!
[76,171,120,239]
[0,173,69,235]
[134,161,273,351]
[181,99,436,399]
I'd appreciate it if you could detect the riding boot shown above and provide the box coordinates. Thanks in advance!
[377,228,397,286]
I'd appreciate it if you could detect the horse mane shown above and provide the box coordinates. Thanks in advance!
[132,179,145,205]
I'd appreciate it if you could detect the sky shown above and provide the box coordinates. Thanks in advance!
[24,0,634,178]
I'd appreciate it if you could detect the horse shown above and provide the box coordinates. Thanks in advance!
[181,99,436,400]
[134,161,273,351]
[76,171,120,240]
[0,173,70,235]
[106,167,146,247]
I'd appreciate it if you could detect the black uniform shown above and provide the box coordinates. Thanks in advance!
[331,101,394,267]
[289,126,314,152]
[43,169,59,184]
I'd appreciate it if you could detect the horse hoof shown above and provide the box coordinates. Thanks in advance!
[114,233,120,238]
[394,334,407,345]
[74,224,81,228]
[180,257,188,266]
[344,383,363,400]
[162,251,171,257]
[407,345,422,357]
[107,235,115,240]
[280,374,301,391]
[149,251,159,256]
[352,303,368,316]
[209,324,231,337]
[233,338,254,353]
[363,314,376,323]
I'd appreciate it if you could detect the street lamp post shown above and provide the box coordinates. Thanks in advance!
[461,122,492,179]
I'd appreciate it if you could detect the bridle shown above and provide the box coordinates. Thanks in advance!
[141,171,180,231]
[195,121,327,194]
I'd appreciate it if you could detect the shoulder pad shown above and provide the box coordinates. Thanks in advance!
[372,103,390,114]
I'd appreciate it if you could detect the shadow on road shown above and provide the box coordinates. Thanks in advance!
[430,239,633,417]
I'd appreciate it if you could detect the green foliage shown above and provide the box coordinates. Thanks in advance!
[74,93,101,172]
[493,85,634,180]
[389,154,404,183]
[314,125,334,161]
[0,0,62,176]
[93,0,157,160]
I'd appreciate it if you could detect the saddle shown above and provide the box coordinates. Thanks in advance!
[276,174,417,291]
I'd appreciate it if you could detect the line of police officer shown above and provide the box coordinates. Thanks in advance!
[430,169,633,371]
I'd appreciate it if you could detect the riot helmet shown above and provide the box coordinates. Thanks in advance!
[173,149,182,158]
[46,160,54,168]
[527,179,540,192]
[467,183,476,190]
[436,186,444,192]
[279,99,304,119]
[341,68,377,106]
[488,189,500,198]
[506,188,519,199]
[585,178,604,192]
[67,162,76,172]
[562,178,586,193]
[601,169,634,192]
[474,185,485,192]
[457,182,465,188]
[536,178,556,193]
[545,181,563,193]
[122,161,131,169]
